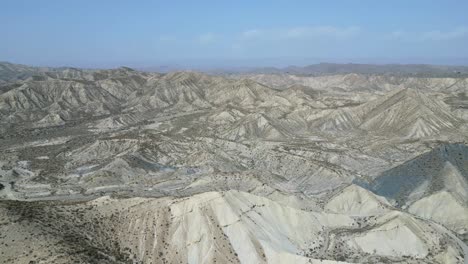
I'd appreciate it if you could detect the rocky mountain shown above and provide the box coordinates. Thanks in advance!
[358,144,468,236]
[0,61,467,263]
[0,61,95,85]
[2,190,466,264]
[313,88,463,138]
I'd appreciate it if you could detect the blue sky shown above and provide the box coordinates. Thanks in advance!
[1,0,468,68]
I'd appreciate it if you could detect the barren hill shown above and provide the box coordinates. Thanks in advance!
[0,62,467,263]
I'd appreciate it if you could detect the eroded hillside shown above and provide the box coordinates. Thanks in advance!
[0,62,467,263]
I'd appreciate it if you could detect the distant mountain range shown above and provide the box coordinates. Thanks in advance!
[4,61,468,82]
[218,62,468,77]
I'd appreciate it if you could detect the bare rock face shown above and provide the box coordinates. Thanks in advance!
[325,184,391,216]
[0,62,467,263]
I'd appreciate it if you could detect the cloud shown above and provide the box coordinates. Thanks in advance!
[197,33,216,44]
[421,27,468,40]
[158,35,176,42]
[284,26,360,39]
[386,27,468,41]
[232,25,361,55]
[239,26,360,41]
[240,26,468,44]
[385,30,405,40]
[241,29,261,38]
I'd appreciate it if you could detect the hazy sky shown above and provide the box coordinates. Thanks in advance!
[2,0,468,68]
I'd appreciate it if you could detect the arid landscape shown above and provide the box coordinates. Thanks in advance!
[0,61,467,263]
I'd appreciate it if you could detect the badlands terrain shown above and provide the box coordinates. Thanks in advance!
[0,61,467,263]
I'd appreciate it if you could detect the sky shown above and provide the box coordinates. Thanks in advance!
[1,0,468,68]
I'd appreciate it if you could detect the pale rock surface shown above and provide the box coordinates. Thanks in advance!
[0,62,467,263]
[325,184,391,216]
